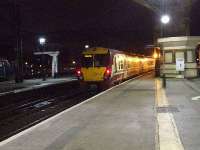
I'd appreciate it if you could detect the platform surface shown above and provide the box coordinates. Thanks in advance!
[0,76,77,95]
[1,74,200,150]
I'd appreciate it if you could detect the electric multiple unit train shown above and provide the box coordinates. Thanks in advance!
[76,47,155,89]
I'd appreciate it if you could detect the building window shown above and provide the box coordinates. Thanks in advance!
[187,50,193,63]
[175,51,184,59]
[165,52,173,63]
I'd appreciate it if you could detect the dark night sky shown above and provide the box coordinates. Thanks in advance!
[0,0,200,61]
[0,0,155,60]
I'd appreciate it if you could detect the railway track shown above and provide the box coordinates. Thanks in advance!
[0,80,98,142]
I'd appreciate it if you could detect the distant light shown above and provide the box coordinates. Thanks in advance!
[153,53,158,59]
[72,61,76,64]
[39,37,46,45]
[25,62,28,65]
[85,45,89,49]
[31,65,33,68]
[40,65,42,67]
[77,70,81,75]
[161,15,170,24]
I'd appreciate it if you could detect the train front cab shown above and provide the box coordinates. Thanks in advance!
[77,48,112,89]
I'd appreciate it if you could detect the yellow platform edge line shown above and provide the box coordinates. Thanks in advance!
[155,79,184,150]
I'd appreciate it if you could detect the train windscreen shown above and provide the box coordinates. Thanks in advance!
[82,54,109,67]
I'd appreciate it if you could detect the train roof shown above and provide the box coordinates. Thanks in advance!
[82,47,134,55]
[82,47,154,58]
[82,47,109,54]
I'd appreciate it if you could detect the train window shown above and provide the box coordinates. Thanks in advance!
[114,56,117,72]
[82,55,93,67]
[120,60,124,70]
[94,54,109,67]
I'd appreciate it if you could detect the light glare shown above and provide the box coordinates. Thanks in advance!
[85,45,89,49]
[161,15,170,24]
[39,37,46,45]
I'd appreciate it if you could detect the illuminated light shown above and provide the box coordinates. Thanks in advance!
[76,69,82,76]
[104,67,112,79]
[72,61,76,64]
[85,45,89,49]
[84,55,92,58]
[153,53,158,59]
[161,14,170,24]
[40,65,42,67]
[25,62,28,65]
[31,65,33,68]
[39,37,46,45]
[106,69,110,74]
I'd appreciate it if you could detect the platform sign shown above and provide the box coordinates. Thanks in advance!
[176,58,185,71]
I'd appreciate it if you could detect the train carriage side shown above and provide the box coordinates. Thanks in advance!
[109,49,126,84]
[125,54,141,78]
[110,51,144,82]
[140,57,155,73]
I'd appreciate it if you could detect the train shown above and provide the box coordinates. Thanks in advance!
[0,58,13,81]
[76,47,155,89]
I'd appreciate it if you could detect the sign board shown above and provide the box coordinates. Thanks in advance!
[176,58,185,71]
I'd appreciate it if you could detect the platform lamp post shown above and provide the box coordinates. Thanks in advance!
[39,37,46,81]
[160,14,170,88]
[160,14,170,37]
[13,0,24,83]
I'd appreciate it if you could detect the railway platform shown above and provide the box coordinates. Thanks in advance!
[0,76,77,96]
[1,73,200,150]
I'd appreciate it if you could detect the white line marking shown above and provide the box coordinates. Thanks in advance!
[155,79,184,150]
[0,72,149,146]
[191,96,200,101]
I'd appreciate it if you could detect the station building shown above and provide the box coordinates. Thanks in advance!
[157,36,200,78]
